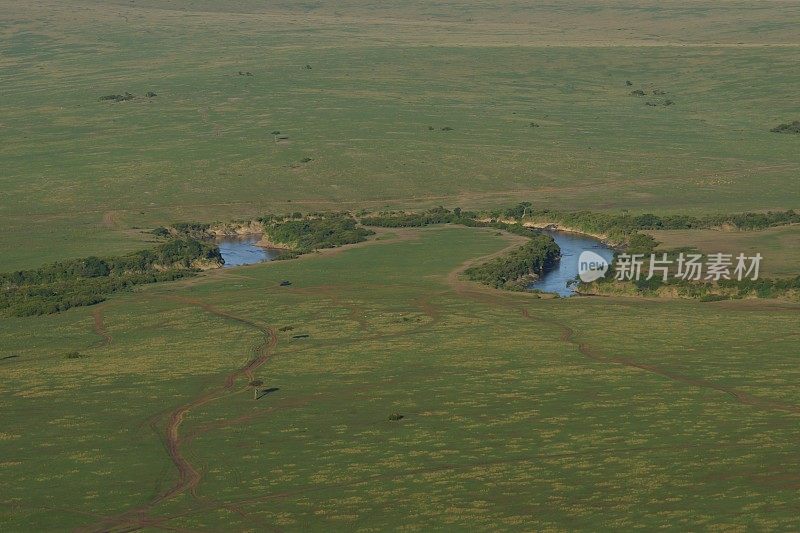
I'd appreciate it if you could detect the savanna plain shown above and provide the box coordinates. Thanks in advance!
[1,0,799,531]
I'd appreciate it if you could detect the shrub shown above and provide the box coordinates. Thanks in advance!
[464,234,560,290]
[99,92,134,102]
[261,215,374,253]
[771,120,800,134]
[0,239,217,316]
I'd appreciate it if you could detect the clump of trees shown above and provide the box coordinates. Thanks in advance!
[0,239,221,317]
[503,205,799,240]
[590,271,800,301]
[361,203,800,298]
[360,206,472,227]
[153,222,212,239]
[99,92,134,102]
[464,234,560,291]
[771,121,800,134]
[260,214,374,253]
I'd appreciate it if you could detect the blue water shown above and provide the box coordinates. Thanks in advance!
[529,230,615,297]
[216,235,280,268]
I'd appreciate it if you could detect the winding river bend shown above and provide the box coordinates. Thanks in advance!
[216,229,614,297]
[530,230,615,297]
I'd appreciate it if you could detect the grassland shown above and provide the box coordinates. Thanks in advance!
[651,224,800,278]
[2,227,800,530]
[2,1,800,530]
[2,0,800,269]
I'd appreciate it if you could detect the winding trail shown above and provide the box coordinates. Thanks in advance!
[91,307,112,346]
[444,231,800,415]
[79,226,799,530]
[82,297,278,533]
[520,308,800,414]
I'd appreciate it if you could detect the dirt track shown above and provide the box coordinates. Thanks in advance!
[91,307,112,346]
[441,229,800,415]
[82,297,278,532]
[80,226,799,530]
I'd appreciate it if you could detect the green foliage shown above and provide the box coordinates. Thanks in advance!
[464,234,560,290]
[151,227,171,238]
[261,215,374,253]
[170,222,212,239]
[521,206,800,240]
[360,207,460,227]
[0,239,219,316]
[99,92,134,102]
[770,120,800,134]
[366,204,799,246]
[361,207,539,239]
[627,233,659,254]
[595,271,800,300]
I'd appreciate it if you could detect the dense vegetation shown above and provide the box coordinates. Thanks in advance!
[771,120,800,134]
[360,206,474,227]
[99,92,134,102]
[361,207,540,238]
[464,234,560,291]
[586,273,800,301]
[0,239,221,316]
[21,205,795,312]
[363,204,799,243]
[152,222,211,239]
[361,204,800,298]
[260,215,374,253]
[499,205,800,237]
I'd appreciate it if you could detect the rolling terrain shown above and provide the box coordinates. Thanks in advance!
[1,1,799,531]
[1,0,800,268]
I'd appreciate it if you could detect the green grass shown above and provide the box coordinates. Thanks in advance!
[651,224,800,277]
[1,0,799,268]
[3,1,800,529]
[2,227,799,530]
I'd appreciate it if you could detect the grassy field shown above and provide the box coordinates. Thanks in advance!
[2,0,800,269]
[652,224,800,277]
[2,1,800,530]
[2,227,800,530]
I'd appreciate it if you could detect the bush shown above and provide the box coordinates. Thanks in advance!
[170,222,211,238]
[0,239,217,317]
[261,215,374,253]
[771,120,800,134]
[464,234,560,290]
[99,92,134,102]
